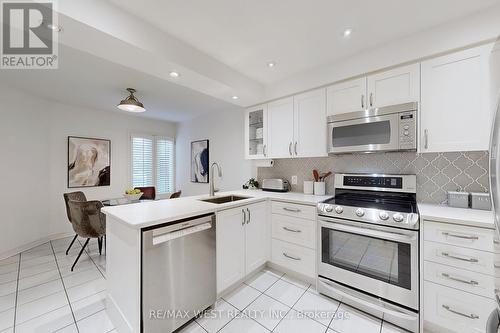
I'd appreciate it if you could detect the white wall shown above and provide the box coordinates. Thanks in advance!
[0,85,176,258]
[176,108,252,196]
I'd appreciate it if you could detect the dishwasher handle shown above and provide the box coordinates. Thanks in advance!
[152,222,212,245]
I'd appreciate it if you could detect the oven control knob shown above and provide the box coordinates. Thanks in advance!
[379,211,389,220]
[325,205,334,213]
[335,206,343,214]
[355,208,365,217]
[393,213,404,222]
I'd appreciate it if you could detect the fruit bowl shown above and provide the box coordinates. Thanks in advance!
[124,192,143,201]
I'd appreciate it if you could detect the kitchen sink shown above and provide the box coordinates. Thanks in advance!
[200,195,251,204]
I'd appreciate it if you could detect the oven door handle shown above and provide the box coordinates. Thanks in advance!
[318,278,418,321]
[321,221,417,243]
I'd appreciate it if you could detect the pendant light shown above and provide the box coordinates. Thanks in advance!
[117,88,146,112]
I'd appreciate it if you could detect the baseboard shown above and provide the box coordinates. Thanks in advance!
[0,232,75,260]
[107,294,135,333]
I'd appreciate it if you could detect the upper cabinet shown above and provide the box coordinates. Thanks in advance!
[327,78,366,115]
[420,44,492,153]
[293,89,327,158]
[267,97,295,158]
[244,104,268,159]
[266,89,327,159]
[327,63,420,115]
[367,63,420,108]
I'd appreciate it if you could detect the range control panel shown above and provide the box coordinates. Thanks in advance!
[343,176,403,189]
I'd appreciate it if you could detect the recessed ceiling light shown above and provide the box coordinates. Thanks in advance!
[169,71,180,78]
[267,61,276,68]
[232,96,239,100]
[47,23,62,32]
[342,28,353,38]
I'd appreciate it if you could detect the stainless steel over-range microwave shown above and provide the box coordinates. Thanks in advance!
[327,102,418,154]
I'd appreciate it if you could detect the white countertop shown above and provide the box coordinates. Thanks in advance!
[418,203,495,229]
[101,189,332,229]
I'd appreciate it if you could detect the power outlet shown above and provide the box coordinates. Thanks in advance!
[291,175,298,185]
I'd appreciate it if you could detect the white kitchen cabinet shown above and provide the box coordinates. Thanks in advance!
[216,202,269,293]
[267,97,294,158]
[216,206,246,293]
[367,63,420,108]
[245,202,269,273]
[267,89,327,159]
[421,44,492,153]
[244,104,268,159]
[326,77,367,115]
[293,89,327,157]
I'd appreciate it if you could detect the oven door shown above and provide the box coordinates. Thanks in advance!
[318,218,419,310]
[328,113,399,154]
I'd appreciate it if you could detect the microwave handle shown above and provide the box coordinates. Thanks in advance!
[321,220,417,243]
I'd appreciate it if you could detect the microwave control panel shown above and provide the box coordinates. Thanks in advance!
[398,111,417,150]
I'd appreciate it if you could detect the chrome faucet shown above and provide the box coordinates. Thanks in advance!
[209,162,223,197]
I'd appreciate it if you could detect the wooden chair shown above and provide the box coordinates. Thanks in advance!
[169,191,182,199]
[63,191,87,255]
[134,186,156,200]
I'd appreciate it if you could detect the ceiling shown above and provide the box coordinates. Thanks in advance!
[107,0,500,85]
[0,45,238,122]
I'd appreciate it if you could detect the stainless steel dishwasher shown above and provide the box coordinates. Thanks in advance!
[142,213,216,333]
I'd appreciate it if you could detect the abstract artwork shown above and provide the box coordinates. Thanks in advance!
[191,139,209,183]
[68,136,111,188]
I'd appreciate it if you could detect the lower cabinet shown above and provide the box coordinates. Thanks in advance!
[424,281,495,333]
[216,201,269,293]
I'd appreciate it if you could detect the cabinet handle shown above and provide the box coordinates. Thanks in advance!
[242,209,246,226]
[246,208,250,224]
[494,239,499,245]
[441,273,478,286]
[283,207,301,213]
[369,92,373,107]
[424,129,429,149]
[442,232,479,240]
[283,226,302,233]
[442,305,479,319]
[441,252,478,263]
[283,252,301,261]
[288,142,292,156]
[361,94,365,109]
[294,142,298,155]
[263,144,267,157]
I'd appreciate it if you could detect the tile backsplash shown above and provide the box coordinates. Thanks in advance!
[257,151,489,204]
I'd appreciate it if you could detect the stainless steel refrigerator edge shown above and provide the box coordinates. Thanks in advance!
[141,214,216,333]
[487,36,500,333]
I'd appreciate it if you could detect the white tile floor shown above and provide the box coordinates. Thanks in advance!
[0,236,112,333]
[180,268,408,333]
[0,237,407,333]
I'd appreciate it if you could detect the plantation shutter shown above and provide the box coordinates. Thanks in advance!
[156,137,174,194]
[131,136,154,188]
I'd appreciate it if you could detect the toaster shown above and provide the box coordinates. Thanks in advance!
[261,178,290,192]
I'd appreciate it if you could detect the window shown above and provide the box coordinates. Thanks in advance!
[131,134,174,195]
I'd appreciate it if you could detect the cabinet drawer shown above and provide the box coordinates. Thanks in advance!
[424,281,496,333]
[424,261,495,299]
[424,241,496,275]
[271,239,315,278]
[424,221,498,253]
[271,201,316,220]
[272,214,315,249]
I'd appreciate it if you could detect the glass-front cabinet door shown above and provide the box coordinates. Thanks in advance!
[245,104,268,159]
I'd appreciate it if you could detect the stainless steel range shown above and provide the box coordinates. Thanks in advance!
[317,173,419,332]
